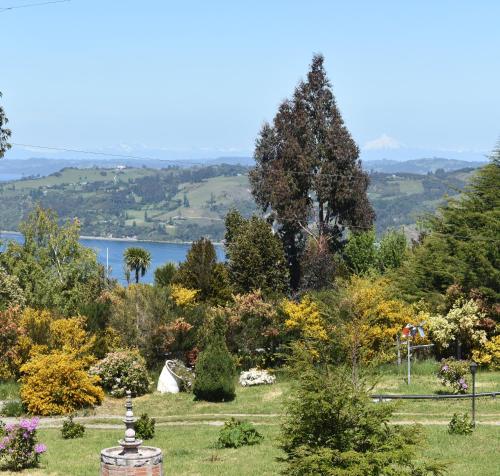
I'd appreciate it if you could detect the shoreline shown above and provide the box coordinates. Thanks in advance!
[0,230,223,246]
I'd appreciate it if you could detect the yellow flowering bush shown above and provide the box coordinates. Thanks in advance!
[18,308,53,355]
[1,308,96,378]
[472,335,500,369]
[20,352,104,415]
[341,277,428,363]
[48,316,95,363]
[170,284,199,307]
[282,296,328,341]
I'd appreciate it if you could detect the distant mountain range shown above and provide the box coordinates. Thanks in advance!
[0,155,486,182]
[362,157,487,174]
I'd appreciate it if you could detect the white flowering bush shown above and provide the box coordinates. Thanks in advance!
[427,299,487,350]
[239,368,276,387]
[90,350,151,397]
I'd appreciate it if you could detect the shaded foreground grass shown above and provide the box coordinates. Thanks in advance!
[2,425,499,476]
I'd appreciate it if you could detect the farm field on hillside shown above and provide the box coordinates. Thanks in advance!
[0,165,476,241]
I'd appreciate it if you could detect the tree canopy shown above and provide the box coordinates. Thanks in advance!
[174,237,232,304]
[0,205,106,315]
[397,150,500,304]
[249,54,374,289]
[0,91,12,158]
[225,210,289,296]
[123,247,152,284]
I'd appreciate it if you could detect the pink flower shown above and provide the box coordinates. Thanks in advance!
[34,443,47,454]
[19,417,40,433]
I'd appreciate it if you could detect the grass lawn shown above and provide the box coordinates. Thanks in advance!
[1,362,499,475]
[1,424,499,475]
[1,425,283,476]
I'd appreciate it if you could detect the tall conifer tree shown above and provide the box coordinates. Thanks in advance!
[250,55,374,289]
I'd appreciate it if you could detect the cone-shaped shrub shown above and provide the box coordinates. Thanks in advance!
[193,321,236,402]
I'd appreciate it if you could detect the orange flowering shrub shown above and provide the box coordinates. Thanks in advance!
[152,318,195,359]
[0,307,24,379]
[20,352,104,415]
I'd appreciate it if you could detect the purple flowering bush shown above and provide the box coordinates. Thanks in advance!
[437,358,470,394]
[0,417,46,470]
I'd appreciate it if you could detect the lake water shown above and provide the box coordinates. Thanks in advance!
[0,174,22,181]
[0,232,225,284]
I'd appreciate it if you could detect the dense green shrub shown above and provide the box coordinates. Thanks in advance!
[280,345,445,476]
[135,413,155,440]
[224,210,289,296]
[174,237,232,304]
[193,319,236,402]
[0,400,24,417]
[215,418,263,448]
[90,350,151,398]
[342,228,377,275]
[0,206,106,316]
[448,413,474,435]
[61,416,85,439]
[154,262,177,287]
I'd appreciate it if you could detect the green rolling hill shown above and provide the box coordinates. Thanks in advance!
[0,163,480,242]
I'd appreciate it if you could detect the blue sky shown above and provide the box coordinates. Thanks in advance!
[1,0,499,161]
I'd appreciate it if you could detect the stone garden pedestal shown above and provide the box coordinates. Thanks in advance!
[100,391,163,476]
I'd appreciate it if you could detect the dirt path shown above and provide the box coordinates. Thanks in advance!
[3,414,500,429]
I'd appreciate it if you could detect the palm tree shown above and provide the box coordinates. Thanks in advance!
[123,247,151,284]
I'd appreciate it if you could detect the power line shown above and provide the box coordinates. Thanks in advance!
[0,0,70,13]
[11,143,494,187]
[13,141,495,189]
[11,143,169,161]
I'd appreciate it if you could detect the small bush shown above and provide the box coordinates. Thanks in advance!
[0,400,24,417]
[193,332,235,402]
[215,418,263,448]
[437,358,469,394]
[135,413,155,440]
[448,413,474,435]
[0,417,46,471]
[61,416,85,439]
[90,350,151,398]
[20,352,104,416]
